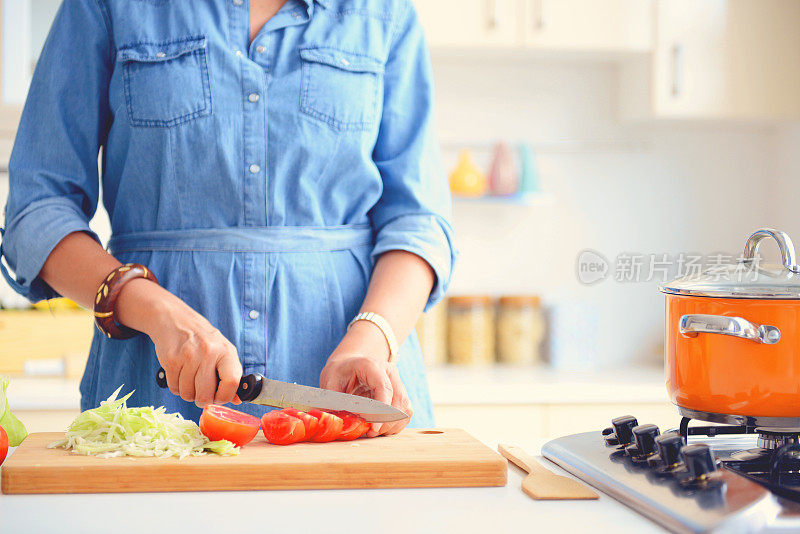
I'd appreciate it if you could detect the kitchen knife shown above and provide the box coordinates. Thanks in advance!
[155,367,407,423]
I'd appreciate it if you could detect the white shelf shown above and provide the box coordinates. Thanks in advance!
[440,139,649,154]
[452,192,555,206]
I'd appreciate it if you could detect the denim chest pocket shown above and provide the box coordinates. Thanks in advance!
[118,36,211,128]
[299,47,384,132]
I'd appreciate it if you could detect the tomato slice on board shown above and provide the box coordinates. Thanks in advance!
[261,411,306,445]
[0,426,8,466]
[282,408,319,438]
[307,409,344,442]
[199,404,261,447]
[334,412,369,441]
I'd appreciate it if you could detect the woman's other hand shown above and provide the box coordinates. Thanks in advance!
[117,278,243,408]
[319,322,413,437]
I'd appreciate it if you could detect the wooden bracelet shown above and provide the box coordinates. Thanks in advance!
[93,263,158,339]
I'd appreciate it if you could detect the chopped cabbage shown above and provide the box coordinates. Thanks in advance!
[0,376,28,446]
[48,386,238,459]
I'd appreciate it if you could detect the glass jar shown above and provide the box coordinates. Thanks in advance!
[415,299,448,366]
[496,296,545,365]
[447,296,495,365]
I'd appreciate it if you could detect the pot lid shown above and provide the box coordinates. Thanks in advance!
[659,228,800,299]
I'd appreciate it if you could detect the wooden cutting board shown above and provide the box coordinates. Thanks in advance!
[1,428,506,494]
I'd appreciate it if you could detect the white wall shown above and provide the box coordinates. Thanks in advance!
[434,55,780,367]
[0,52,790,368]
[770,124,800,238]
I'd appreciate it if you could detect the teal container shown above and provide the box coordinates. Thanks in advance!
[518,143,540,195]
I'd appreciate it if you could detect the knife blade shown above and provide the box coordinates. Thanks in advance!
[155,367,407,423]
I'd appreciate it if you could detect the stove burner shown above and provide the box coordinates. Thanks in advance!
[673,417,800,502]
[756,427,800,450]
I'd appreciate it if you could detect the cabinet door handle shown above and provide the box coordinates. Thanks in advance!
[671,44,683,97]
[534,0,550,30]
[487,0,499,30]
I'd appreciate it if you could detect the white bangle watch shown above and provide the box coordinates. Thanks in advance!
[347,312,399,363]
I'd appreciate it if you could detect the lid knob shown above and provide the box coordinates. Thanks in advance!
[743,228,800,274]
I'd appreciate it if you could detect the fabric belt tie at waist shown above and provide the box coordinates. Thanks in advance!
[108,225,374,253]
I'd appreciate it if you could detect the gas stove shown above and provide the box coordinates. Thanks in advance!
[542,415,800,533]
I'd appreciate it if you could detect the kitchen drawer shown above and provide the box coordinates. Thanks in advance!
[543,403,681,439]
[15,410,80,434]
[434,402,680,444]
[0,310,94,375]
[434,404,545,444]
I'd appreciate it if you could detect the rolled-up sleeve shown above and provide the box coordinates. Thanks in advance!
[370,0,456,310]
[0,0,112,302]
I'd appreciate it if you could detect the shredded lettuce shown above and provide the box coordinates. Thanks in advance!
[48,386,238,459]
[0,377,28,446]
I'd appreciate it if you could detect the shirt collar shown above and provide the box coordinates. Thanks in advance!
[301,0,329,10]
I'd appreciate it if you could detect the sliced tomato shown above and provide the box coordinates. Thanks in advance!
[337,412,369,441]
[307,409,344,442]
[282,408,319,438]
[0,425,7,466]
[261,411,306,445]
[199,404,261,447]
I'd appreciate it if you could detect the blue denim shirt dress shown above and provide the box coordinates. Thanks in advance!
[0,0,455,426]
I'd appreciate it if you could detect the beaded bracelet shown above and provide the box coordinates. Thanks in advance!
[93,263,158,339]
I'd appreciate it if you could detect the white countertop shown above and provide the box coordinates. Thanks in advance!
[6,366,668,410]
[428,365,668,405]
[0,439,666,534]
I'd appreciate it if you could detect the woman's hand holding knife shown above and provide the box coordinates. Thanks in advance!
[320,250,435,437]
[40,232,243,408]
[118,278,243,408]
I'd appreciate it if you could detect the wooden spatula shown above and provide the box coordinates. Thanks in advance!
[498,443,598,500]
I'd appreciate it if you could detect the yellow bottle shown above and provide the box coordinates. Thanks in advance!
[32,298,81,311]
[449,150,487,197]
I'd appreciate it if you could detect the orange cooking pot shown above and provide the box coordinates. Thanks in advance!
[660,228,800,427]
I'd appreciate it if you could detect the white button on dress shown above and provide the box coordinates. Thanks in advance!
[249,164,260,174]
[256,45,266,54]
[249,310,259,320]
[248,93,260,103]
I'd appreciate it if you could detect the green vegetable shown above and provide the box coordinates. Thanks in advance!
[48,386,238,459]
[0,377,28,446]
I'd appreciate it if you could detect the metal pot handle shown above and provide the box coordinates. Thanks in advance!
[679,314,780,345]
[742,228,800,274]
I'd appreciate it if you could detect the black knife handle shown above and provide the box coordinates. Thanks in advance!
[155,367,263,402]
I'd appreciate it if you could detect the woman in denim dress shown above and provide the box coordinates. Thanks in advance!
[0,0,455,435]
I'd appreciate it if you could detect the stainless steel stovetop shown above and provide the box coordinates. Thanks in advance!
[542,419,800,533]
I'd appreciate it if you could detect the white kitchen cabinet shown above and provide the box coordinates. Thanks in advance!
[416,0,652,53]
[435,402,679,445]
[522,0,652,53]
[415,0,520,48]
[15,410,79,434]
[621,0,800,119]
[435,404,546,444]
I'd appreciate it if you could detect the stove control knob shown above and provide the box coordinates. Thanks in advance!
[611,415,638,446]
[655,433,684,468]
[681,444,717,480]
[631,424,660,457]
[603,427,619,446]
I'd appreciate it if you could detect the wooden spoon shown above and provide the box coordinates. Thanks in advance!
[498,443,598,500]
